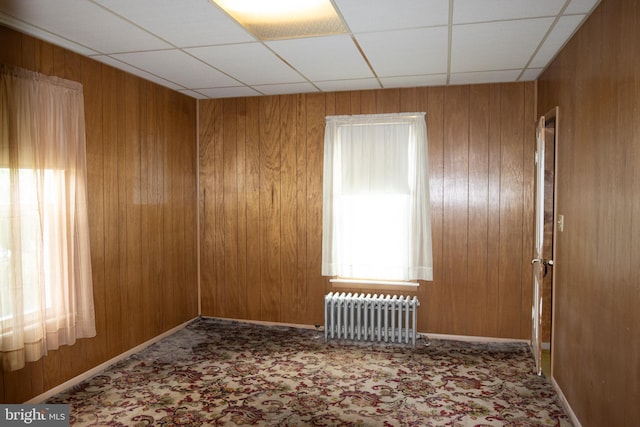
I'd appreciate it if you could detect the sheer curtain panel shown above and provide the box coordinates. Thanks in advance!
[322,113,433,282]
[0,65,95,371]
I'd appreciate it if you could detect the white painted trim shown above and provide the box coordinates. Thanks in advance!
[201,316,321,331]
[25,317,198,404]
[330,278,419,287]
[421,332,529,344]
[551,377,582,427]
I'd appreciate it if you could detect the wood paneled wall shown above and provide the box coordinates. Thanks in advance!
[537,0,640,425]
[0,26,199,403]
[199,83,536,339]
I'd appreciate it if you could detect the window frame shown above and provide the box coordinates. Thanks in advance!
[321,112,433,285]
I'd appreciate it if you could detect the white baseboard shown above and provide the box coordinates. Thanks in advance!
[551,377,582,427]
[206,316,530,345]
[202,315,322,331]
[421,332,529,344]
[26,317,198,404]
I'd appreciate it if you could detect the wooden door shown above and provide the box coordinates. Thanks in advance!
[531,116,546,374]
[532,108,558,375]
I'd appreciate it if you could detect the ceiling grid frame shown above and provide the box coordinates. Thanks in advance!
[0,0,601,99]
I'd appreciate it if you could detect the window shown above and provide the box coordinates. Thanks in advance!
[322,113,433,283]
[0,169,61,321]
[0,65,95,371]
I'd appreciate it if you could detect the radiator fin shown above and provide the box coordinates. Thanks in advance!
[324,292,420,346]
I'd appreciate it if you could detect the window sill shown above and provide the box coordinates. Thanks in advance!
[330,278,419,293]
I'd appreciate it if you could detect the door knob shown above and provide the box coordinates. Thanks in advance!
[532,259,554,277]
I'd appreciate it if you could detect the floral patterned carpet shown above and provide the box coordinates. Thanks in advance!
[49,317,571,426]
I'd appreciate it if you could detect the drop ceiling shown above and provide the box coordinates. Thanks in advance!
[0,0,600,99]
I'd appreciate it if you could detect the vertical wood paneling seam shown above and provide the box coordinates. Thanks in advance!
[520,83,530,337]
[487,84,502,336]
[466,86,472,336]
[302,99,307,316]
[516,84,525,337]
[278,97,285,322]
[196,100,202,315]
[234,100,241,317]
[277,97,284,321]
[296,93,309,321]
[234,102,241,317]
[117,71,130,350]
[236,101,247,317]
[256,101,263,319]
[213,103,221,314]
[277,96,283,321]
[520,83,528,338]
[86,58,107,366]
[222,99,240,318]
[218,102,227,316]
[483,86,491,336]
[237,98,248,319]
[435,87,444,331]
[427,86,445,332]
[496,88,504,327]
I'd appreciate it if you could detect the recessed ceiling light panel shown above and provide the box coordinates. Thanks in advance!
[212,0,348,40]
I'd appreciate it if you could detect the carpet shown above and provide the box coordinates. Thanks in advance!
[48,317,572,426]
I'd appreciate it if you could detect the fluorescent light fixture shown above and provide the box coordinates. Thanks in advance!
[212,0,348,41]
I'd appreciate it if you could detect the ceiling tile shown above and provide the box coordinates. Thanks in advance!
[187,43,304,86]
[266,35,373,81]
[449,70,521,85]
[453,0,565,24]
[565,0,601,14]
[530,15,584,68]
[110,50,240,89]
[94,0,254,47]
[0,13,98,56]
[0,0,170,53]
[451,18,555,72]
[335,0,449,33]
[356,27,449,77]
[91,55,185,90]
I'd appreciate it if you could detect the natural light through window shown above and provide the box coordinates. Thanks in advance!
[322,113,433,284]
[337,195,410,280]
[0,168,61,323]
[1,64,95,371]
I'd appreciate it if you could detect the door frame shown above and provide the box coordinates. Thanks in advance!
[545,106,559,378]
[532,106,559,375]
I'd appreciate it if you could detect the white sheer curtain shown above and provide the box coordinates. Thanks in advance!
[0,65,95,371]
[322,112,433,282]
